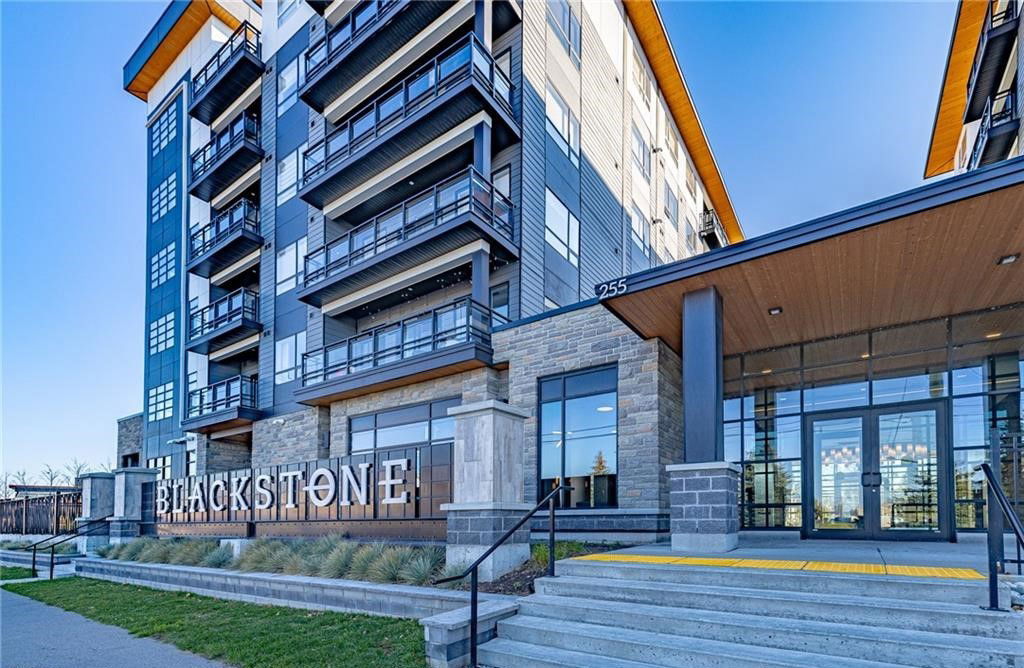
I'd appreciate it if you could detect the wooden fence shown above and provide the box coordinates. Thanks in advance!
[0,491,82,535]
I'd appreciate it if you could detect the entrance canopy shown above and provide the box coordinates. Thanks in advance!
[598,158,1024,357]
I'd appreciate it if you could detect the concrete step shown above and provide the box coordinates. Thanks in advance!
[556,558,999,606]
[495,615,909,668]
[517,594,1024,668]
[535,576,1024,640]
[478,638,657,668]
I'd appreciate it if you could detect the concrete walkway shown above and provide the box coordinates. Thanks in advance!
[0,589,226,668]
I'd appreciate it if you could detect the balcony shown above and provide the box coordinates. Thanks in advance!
[965,0,1019,122]
[189,22,263,125]
[186,288,262,354]
[181,375,261,434]
[969,91,1019,170]
[299,34,519,210]
[187,199,263,278]
[295,298,502,405]
[699,210,728,250]
[189,112,263,202]
[297,167,516,308]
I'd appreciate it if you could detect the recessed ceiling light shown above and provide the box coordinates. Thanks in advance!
[860,353,871,359]
[596,406,614,413]
[768,307,783,316]
[761,368,772,374]
[997,254,1019,265]
[408,180,415,186]
[985,332,1002,339]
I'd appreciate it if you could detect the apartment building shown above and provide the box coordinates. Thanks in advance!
[927,0,1022,176]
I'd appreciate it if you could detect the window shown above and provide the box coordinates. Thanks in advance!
[664,127,679,164]
[632,49,653,107]
[276,236,307,294]
[538,366,618,508]
[150,242,176,288]
[147,382,174,422]
[631,124,651,181]
[629,205,651,272]
[150,173,178,221]
[544,189,579,267]
[547,0,581,66]
[684,216,700,254]
[685,161,697,197]
[148,311,175,355]
[492,165,511,198]
[545,82,580,167]
[185,450,197,477]
[490,283,510,324]
[150,105,177,156]
[277,0,297,25]
[187,370,199,391]
[349,398,459,452]
[277,55,306,116]
[147,456,172,481]
[276,143,307,205]
[275,331,307,384]
[664,181,679,230]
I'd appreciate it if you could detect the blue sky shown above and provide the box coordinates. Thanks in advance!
[1,1,957,478]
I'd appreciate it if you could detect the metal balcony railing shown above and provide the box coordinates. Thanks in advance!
[186,375,258,419]
[191,22,261,100]
[966,1,1019,100]
[304,0,400,79]
[969,90,1016,170]
[303,167,514,287]
[302,34,513,184]
[190,112,260,181]
[189,198,260,259]
[301,298,504,386]
[188,288,259,340]
[699,209,725,239]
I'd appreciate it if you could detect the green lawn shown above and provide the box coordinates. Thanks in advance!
[0,566,36,580]
[3,578,426,667]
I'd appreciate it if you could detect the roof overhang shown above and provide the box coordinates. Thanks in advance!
[924,0,988,178]
[598,156,1024,355]
[123,0,242,102]
[624,0,743,243]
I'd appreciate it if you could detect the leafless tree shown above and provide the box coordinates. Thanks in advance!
[63,458,89,484]
[12,470,32,486]
[0,472,12,499]
[97,459,115,473]
[39,464,62,486]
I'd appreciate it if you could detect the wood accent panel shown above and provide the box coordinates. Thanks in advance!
[299,358,487,406]
[622,0,743,242]
[925,0,989,178]
[126,2,242,101]
[607,182,1024,355]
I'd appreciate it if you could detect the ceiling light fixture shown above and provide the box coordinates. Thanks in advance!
[985,332,1002,339]
[997,254,1019,265]
[768,307,783,316]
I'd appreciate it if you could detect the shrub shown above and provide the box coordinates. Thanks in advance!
[437,561,469,590]
[368,547,416,583]
[117,538,155,561]
[95,544,115,558]
[232,539,284,572]
[199,545,234,569]
[318,542,359,579]
[137,539,177,563]
[398,547,445,586]
[282,550,309,575]
[530,540,587,568]
[346,543,386,580]
[168,540,218,566]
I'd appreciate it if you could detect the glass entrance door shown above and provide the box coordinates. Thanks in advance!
[804,403,949,539]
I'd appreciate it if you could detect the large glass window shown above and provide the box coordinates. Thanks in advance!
[631,124,651,181]
[147,382,174,422]
[150,242,176,288]
[275,331,307,384]
[538,365,618,508]
[349,398,459,452]
[150,105,177,156]
[277,56,306,116]
[547,0,581,67]
[147,456,172,480]
[545,82,580,167]
[629,204,651,271]
[276,236,307,294]
[277,143,307,205]
[632,49,653,107]
[150,173,177,221]
[544,189,579,267]
[148,311,175,355]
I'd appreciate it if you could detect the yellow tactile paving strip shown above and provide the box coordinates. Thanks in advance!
[572,553,985,580]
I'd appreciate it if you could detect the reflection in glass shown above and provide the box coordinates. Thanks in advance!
[877,411,939,531]
[872,371,947,404]
[812,417,864,531]
[954,448,987,529]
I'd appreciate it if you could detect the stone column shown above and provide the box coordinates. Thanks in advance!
[77,472,115,554]
[109,468,159,544]
[667,462,740,552]
[442,400,532,581]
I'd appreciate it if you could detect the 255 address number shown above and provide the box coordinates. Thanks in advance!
[597,279,627,300]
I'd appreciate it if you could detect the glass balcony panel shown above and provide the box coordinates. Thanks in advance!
[350,224,376,263]
[376,325,402,366]
[353,2,378,32]
[438,45,471,87]
[376,208,404,250]
[350,334,374,372]
[351,108,375,142]
[435,303,468,348]
[329,24,352,53]
[437,177,472,223]
[405,68,435,108]
[326,345,349,380]
[403,315,433,358]
[404,192,435,232]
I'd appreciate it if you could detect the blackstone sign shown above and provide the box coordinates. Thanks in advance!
[149,443,451,539]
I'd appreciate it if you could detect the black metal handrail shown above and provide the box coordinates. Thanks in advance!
[189,198,260,259]
[976,460,1024,610]
[187,374,258,419]
[302,33,513,184]
[189,288,259,339]
[699,209,724,238]
[303,167,514,286]
[191,112,260,181]
[434,485,572,668]
[20,515,111,580]
[304,0,401,78]
[192,21,261,99]
[302,298,506,386]
[967,1,1019,100]
[969,90,1016,170]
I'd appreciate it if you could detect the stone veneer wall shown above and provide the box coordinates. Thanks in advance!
[491,303,681,525]
[327,367,505,458]
[116,413,143,464]
[251,407,330,468]
[196,435,252,475]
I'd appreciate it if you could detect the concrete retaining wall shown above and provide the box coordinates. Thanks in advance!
[75,558,511,620]
[0,549,81,567]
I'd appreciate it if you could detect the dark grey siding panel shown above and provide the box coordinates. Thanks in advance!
[258,60,277,412]
[518,0,546,318]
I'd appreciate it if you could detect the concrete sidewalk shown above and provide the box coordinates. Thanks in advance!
[0,588,226,668]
